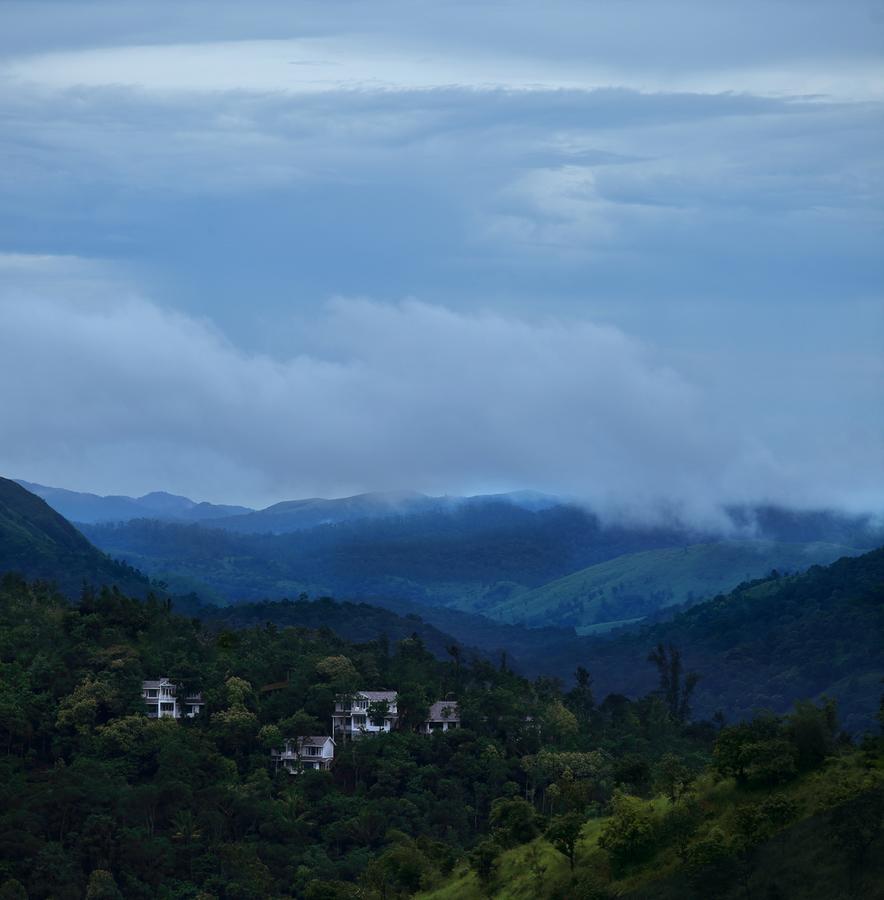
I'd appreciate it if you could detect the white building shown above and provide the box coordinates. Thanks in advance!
[272,736,335,774]
[420,701,461,734]
[142,678,204,719]
[332,691,398,739]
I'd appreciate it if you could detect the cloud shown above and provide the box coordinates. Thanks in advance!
[3,2,882,99]
[0,255,880,518]
[0,2,880,518]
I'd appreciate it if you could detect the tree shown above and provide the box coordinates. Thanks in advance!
[315,656,358,688]
[0,880,27,900]
[830,789,884,896]
[647,643,699,722]
[543,701,579,743]
[661,798,702,863]
[654,753,695,804]
[56,677,118,735]
[597,793,656,875]
[713,714,798,785]
[685,828,738,897]
[546,811,584,870]
[786,699,838,771]
[525,844,546,892]
[469,839,501,892]
[565,666,594,723]
[489,797,540,846]
[85,870,123,900]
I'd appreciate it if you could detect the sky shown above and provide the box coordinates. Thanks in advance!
[0,0,882,517]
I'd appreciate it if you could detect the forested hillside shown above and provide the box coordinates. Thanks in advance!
[0,477,149,597]
[0,574,880,899]
[550,549,884,733]
[174,549,884,733]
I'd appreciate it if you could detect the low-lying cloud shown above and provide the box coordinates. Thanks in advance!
[1,256,880,521]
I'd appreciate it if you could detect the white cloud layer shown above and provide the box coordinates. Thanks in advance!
[0,256,880,518]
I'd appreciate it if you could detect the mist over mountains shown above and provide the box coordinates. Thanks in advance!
[18,477,882,540]
[1,475,881,732]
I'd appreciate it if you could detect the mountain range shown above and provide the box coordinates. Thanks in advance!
[15,479,561,531]
[16,479,252,524]
[14,477,884,635]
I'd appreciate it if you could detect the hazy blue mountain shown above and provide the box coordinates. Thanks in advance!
[201,488,562,534]
[81,497,882,628]
[15,479,253,524]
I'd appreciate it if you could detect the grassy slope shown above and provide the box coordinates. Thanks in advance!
[0,476,150,597]
[486,541,862,628]
[419,753,884,900]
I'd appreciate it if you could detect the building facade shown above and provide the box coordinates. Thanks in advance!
[272,736,335,774]
[332,690,399,739]
[142,678,204,719]
[420,701,461,734]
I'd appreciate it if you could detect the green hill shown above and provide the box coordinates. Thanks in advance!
[0,476,150,596]
[486,541,863,629]
[544,547,884,732]
[420,756,884,900]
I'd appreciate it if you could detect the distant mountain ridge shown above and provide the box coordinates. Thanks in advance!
[0,477,151,596]
[15,479,254,524]
[200,488,562,533]
[16,478,563,531]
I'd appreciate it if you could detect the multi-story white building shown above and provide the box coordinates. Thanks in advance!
[142,678,204,719]
[332,691,398,739]
[272,736,335,774]
[420,701,461,734]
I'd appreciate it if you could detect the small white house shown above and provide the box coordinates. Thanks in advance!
[273,736,335,774]
[142,678,204,720]
[420,701,461,734]
[332,691,398,739]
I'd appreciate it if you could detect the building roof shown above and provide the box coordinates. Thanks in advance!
[299,735,335,747]
[355,691,398,702]
[142,678,172,689]
[427,701,460,722]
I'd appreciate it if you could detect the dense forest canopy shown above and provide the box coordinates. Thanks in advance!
[0,570,882,898]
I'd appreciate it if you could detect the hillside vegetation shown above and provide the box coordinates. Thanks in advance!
[0,477,149,596]
[546,548,884,733]
[180,549,884,733]
[1,574,880,899]
[484,541,862,629]
[420,750,884,900]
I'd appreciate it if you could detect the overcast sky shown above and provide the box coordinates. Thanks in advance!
[0,0,881,516]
